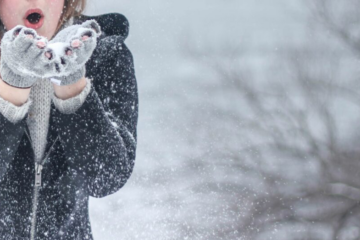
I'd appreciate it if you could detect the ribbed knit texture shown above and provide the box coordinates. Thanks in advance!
[0,61,38,88]
[0,93,32,124]
[26,78,53,163]
[55,67,86,86]
[0,78,92,163]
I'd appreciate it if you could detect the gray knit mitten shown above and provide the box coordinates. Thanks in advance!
[0,26,49,88]
[46,20,101,86]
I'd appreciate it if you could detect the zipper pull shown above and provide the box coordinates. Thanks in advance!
[35,163,43,187]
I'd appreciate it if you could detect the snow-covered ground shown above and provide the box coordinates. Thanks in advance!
[84,1,310,239]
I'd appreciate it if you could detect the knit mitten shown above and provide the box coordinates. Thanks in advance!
[0,26,49,88]
[46,20,101,86]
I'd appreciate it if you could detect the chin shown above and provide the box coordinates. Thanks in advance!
[36,28,52,40]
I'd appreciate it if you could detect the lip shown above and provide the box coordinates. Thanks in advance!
[24,8,44,29]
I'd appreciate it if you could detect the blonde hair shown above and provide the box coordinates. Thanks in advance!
[56,0,87,33]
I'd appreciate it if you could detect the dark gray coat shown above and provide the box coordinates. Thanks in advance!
[0,13,138,240]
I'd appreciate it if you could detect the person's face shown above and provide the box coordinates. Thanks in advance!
[0,0,65,40]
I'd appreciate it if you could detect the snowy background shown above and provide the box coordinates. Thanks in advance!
[84,1,360,239]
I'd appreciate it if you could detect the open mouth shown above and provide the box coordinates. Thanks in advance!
[24,9,44,29]
[27,13,42,24]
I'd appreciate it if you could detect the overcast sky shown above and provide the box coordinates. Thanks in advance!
[84,0,308,83]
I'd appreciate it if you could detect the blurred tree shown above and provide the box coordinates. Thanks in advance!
[184,0,360,239]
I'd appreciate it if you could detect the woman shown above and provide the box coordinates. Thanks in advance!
[0,0,138,239]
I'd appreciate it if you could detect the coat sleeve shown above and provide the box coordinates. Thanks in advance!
[0,97,32,180]
[52,35,138,198]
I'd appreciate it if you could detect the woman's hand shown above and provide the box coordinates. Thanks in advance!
[46,20,101,86]
[0,26,49,88]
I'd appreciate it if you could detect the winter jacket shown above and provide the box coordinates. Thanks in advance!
[0,13,138,240]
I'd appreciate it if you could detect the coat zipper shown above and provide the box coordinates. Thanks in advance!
[25,128,59,240]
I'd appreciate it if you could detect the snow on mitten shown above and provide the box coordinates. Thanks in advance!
[0,26,49,88]
[46,20,101,86]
